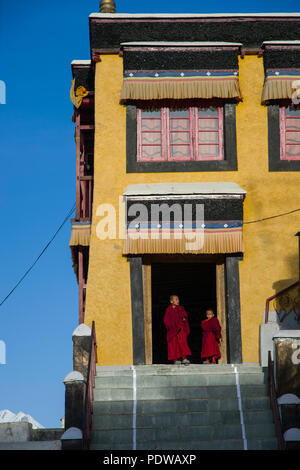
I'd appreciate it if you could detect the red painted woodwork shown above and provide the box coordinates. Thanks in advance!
[83,321,97,450]
[137,105,224,162]
[74,109,94,221]
[78,247,84,324]
[280,106,300,160]
[73,102,94,324]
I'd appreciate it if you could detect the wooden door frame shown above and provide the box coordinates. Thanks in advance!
[129,254,242,365]
[216,261,227,364]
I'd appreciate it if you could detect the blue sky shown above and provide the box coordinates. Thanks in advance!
[0,0,299,429]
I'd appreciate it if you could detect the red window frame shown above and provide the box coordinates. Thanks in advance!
[195,107,224,161]
[280,106,300,161]
[166,108,193,161]
[137,106,224,162]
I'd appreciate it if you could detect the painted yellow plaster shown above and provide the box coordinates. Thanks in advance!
[84,54,300,365]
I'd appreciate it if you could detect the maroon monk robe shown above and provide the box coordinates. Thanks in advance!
[164,305,191,361]
[201,316,222,360]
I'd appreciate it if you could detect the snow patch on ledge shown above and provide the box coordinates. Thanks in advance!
[72,323,91,337]
[63,371,85,383]
[61,427,83,440]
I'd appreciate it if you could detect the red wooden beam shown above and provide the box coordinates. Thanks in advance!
[78,247,84,324]
[75,111,81,221]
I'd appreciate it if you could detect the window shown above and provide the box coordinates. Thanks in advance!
[280,106,300,160]
[126,102,238,173]
[137,107,223,162]
[268,104,300,171]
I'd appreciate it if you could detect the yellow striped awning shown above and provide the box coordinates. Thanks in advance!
[69,221,91,247]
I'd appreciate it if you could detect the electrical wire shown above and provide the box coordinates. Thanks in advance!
[1,202,299,308]
[244,207,300,224]
[0,203,76,308]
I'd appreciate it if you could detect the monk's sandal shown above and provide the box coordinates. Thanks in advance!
[182,359,190,366]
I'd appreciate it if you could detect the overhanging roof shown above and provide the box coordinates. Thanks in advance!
[123,182,247,197]
[90,13,300,19]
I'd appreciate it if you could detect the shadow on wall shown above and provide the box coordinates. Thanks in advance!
[270,278,300,330]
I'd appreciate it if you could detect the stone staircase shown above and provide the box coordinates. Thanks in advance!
[90,363,278,450]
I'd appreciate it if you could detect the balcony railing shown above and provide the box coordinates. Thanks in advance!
[76,175,93,221]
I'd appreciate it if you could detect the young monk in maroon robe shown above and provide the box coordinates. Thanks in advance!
[201,309,222,364]
[164,295,191,365]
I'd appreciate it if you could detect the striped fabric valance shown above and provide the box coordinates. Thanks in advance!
[120,43,243,102]
[123,221,243,255]
[261,43,300,104]
[69,221,91,247]
[122,183,246,255]
[262,70,300,104]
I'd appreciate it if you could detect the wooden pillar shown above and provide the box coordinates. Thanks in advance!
[216,262,227,364]
[129,257,146,365]
[75,111,81,221]
[295,231,300,306]
[78,247,84,324]
[143,263,152,364]
[225,255,243,364]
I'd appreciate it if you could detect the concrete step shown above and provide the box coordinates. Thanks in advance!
[91,363,275,450]
[92,409,273,430]
[91,422,276,446]
[95,372,266,390]
[93,395,270,415]
[90,437,278,451]
[94,384,269,402]
[96,363,264,377]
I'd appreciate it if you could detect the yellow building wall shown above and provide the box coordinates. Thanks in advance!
[84,54,300,365]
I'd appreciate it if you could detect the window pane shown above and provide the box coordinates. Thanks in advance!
[170,145,191,159]
[285,145,300,159]
[286,118,300,131]
[141,118,161,131]
[198,144,219,158]
[141,110,161,117]
[170,109,189,118]
[286,131,300,144]
[142,133,161,145]
[197,107,222,160]
[141,146,162,159]
[170,132,190,145]
[198,118,218,131]
[198,107,218,117]
[170,119,190,131]
[170,110,190,132]
[286,107,300,116]
[198,131,219,144]
[139,109,163,161]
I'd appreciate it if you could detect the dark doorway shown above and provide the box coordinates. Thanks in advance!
[151,262,217,364]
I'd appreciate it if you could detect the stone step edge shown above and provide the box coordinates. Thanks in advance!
[95,374,266,380]
[94,384,267,391]
[96,362,263,370]
[92,409,273,417]
[96,367,265,373]
[93,394,270,401]
[90,438,278,449]
[93,385,268,392]
[91,422,276,433]
[90,434,277,444]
